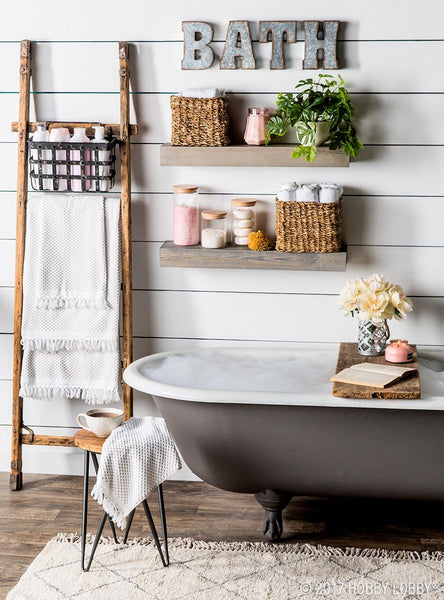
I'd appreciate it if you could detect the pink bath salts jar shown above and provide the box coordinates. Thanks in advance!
[173,184,199,246]
[244,107,269,146]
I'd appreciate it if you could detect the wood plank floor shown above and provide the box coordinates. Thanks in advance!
[2,472,444,597]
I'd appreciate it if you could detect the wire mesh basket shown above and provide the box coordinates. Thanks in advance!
[29,138,117,192]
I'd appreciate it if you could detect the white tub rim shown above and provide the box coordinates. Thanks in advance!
[123,346,444,411]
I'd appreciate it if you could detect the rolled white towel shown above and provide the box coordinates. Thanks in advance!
[319,183,343,204]
[277,182,298,202]
[180,88,224,98]
[296,184,319,203]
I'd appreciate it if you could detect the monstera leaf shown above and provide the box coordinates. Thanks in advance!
[295,122,316,146]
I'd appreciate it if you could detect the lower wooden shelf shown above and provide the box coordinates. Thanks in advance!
[160,242,347,271]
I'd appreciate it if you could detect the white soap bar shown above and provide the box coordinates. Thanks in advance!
[233,218,254,228]
[233,208,254,219]
[234,236,249,245]
[234,227,253,237]
[201,228,226,249]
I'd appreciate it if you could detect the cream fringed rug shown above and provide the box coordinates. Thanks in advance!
[7,535,444,600]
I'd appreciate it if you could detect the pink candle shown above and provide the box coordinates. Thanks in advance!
[174,204,199,246]
[385,340,413,363]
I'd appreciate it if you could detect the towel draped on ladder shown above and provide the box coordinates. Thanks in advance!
[20,194,122,404]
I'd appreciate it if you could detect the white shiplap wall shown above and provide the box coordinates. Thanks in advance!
[0,1,443,477]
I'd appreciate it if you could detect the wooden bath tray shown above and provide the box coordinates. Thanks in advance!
[332,342,421,399]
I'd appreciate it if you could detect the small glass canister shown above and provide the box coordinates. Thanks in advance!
[201,210,227,248]
[231,199,257,246]
[244,107,269,146]
[173,184,199,246]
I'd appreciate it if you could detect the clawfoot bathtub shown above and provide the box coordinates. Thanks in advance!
[124,347,444,541]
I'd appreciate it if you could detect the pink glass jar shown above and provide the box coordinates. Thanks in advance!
[173,184,199,246]
[244,107,269,146]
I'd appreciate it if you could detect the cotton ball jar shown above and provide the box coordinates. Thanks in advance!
[230,198,257,246]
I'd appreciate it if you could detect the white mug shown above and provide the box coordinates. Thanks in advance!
[77,408,123,437]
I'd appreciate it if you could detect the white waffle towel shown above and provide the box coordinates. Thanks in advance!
[92,417,182,530]
[36,195,108,309]
[20,195,122,403]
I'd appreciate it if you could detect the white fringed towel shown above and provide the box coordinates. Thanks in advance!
[20,195,121,403]
[91,417,182,530]
[36,195,108,308]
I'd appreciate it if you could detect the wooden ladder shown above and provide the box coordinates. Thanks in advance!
[10,40,138,490]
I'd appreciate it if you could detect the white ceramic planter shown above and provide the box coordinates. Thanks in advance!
[273,121,331,147]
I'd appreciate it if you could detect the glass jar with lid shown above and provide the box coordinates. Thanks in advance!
[230,199,257,246]
[201,210,227,249]
[173,184,199,246]
[244,108,269,146]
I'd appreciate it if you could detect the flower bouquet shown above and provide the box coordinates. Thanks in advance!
[338,274,413,356]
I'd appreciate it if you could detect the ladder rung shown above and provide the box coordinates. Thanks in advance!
[21,433,77,447]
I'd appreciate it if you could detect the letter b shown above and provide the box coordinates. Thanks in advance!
[182,22,214,70]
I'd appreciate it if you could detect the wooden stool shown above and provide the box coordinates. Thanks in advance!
[74,429,169,571]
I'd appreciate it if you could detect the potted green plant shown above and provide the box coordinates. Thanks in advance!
[265,74,363,162]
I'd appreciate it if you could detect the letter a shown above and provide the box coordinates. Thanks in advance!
[220,21,256,70]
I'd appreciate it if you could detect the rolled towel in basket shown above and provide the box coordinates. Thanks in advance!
[319,183,343,203]
[296,184,319,203]
[180,88,225,98]
[277,182,298,202]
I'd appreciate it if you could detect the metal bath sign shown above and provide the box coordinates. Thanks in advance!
[182,20,339,70]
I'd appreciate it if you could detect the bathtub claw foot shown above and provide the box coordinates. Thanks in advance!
[255,490,292,542]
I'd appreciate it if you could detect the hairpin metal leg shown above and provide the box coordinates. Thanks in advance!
[157,484,169,566]
[81,450,90,571]
[83,510,108,572]
[91,451,118,543]
[123,508,136,544]
[142,499,168,567]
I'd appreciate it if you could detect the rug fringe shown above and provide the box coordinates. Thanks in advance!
[52,533,444,561]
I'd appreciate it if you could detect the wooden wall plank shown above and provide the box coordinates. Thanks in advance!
[0,241,443,297]
[0,2,442,41]
[0,291,442,345]
[3,41,444,94]
[0,193,443,247]
[2,145,444,195]
[2,93,444,145]
[0,426,198,479]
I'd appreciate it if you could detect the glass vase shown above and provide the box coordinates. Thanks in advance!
[357,320,390,356]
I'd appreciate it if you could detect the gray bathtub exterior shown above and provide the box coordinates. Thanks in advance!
[154,396,444,501]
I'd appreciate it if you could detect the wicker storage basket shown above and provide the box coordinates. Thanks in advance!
[170,96,230,146]
[275,199,343,253]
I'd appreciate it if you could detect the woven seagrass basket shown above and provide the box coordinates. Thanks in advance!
[170,96,230,146]
[275,199,343,253]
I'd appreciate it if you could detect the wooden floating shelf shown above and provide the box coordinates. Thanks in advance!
[160,242,347,272]
[160,144,349,168]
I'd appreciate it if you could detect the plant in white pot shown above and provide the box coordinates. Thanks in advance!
[338,274,413,356]
[265,74,363,162]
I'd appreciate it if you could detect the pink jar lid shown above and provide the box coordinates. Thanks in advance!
[248,107,269,115]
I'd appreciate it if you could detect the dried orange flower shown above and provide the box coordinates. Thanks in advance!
[247,230,273,251]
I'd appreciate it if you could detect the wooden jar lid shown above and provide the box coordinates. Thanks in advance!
[231,198,256,206]
[201,210,227,220]
[173,184,199,194]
